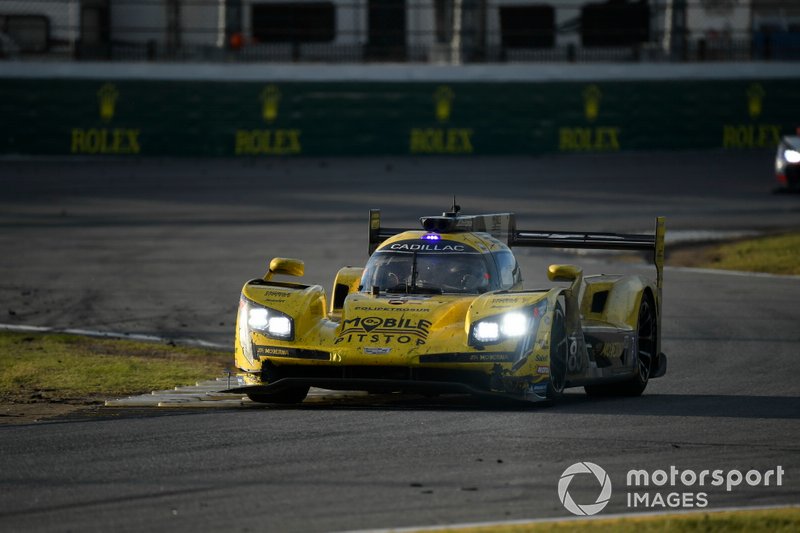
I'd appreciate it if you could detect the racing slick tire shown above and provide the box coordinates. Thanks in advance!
[585,293,656,397]
[247,386,310,404]
[546,303,568,400]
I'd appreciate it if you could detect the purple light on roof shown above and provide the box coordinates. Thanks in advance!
[422,233,441,241]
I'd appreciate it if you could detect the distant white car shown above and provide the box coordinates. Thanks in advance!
[775,132,800,192]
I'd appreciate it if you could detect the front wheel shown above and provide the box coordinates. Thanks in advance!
[585,293,656,397]
[546,303,568,400]
[247,386,310,404]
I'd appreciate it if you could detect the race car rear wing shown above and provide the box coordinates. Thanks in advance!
[368,209,665,293]
[510,218,666,291]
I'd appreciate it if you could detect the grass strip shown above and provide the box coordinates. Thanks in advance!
[668,232,800,275]
[422,507,800,533]
[0,331,230,403]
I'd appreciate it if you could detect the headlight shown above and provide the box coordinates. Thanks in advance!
[501,312,528,336]
[470,301,547,346]
[239,297,294,341]
[784,149,800,164]
[473,321,500,343]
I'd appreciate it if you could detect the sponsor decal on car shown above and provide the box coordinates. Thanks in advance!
[363,347,392,355]
[354,304,430,312]
[254,346,330,360]
[419,352,516,363]
[257,346,291,356]
[336,316,433,345]
[388,243,466,252]
[489,297,524,309]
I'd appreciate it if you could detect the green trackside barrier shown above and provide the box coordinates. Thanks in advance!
[0,78,797,157]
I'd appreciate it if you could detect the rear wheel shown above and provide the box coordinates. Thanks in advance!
[247,386,310,404]
[546,303,568,400]
[585,293,656,397]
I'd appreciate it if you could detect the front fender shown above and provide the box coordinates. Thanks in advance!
[462,289,567,391]
[465,290,555,331]
[242,281,327,339]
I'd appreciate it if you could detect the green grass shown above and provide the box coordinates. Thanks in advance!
[669,233,800,276]
[0,331,231,403]
[702,233,800,275]
[424,507,800,533]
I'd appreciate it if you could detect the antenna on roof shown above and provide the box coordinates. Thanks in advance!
[443,196,461,217]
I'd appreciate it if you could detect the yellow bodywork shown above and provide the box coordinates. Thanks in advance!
[231,215,666,401]
[235,230,560,397]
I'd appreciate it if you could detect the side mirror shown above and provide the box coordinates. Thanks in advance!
[264,257,304,281]
[547,264,583,283]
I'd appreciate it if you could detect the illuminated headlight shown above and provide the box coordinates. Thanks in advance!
[266,316,292,338]
[247,308,269,330]
[501,312,528,337]
[784,149,800,164]
[470,301,547,346]
[473,321,500,343]
[240,298,294,341]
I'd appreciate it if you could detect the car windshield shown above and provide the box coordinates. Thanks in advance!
[360,251,493,294]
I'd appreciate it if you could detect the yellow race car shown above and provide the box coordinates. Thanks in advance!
[225,206,667,404]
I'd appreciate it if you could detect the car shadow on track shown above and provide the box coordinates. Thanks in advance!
[246,392,800,420]
[552,393,800,420]
[257,394,545,412]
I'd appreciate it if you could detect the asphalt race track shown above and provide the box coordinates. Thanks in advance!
[1,152,799,532]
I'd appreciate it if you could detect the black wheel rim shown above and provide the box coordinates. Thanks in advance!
[637,298,656,383]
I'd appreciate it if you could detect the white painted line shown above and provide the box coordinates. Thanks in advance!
[340,503,800,533]
[104,399,170,407]
[618,259,800,280]
[0,323,229,349]
[664,266,800,280]
[105,380,366,408]
[157,400,247,408]
[664,229,762,244]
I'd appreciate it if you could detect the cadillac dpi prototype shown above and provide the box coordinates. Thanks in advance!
[225,208,667,404]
